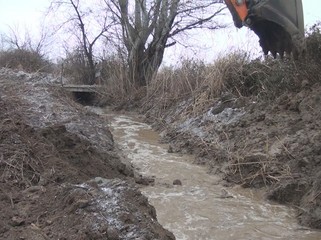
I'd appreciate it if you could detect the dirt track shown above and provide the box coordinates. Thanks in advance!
[0,68,174,240]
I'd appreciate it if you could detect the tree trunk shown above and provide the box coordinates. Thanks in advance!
[112,0,224,87]
[86,52,96,85]
[128,43,146,87]
[130,0,177,87]
[128,43,165,88]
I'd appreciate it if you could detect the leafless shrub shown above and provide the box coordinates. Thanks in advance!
[306,22,321,63]
[103,23,321,110]
[302,22,321,82]
[145,59,208,110]
[89,55,139,107]
[0,24,53,73]
[143,52,251,114]
[203,52,250,97]
[145,30,321,115]
[99,56,131,98]
[62,48,93,84]
[0,49,52,73]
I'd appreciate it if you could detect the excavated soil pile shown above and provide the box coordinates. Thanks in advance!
[0,68,174,240]
[143,63,321,229]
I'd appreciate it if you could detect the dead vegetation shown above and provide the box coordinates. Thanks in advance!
[0,49,52,73]
[0,97,42,187]
[1,10,321,229]
[143,22,321,117]
[0,68,177,239]
[139,23,321,229]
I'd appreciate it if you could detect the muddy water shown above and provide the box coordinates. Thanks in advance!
[106,111,321,240]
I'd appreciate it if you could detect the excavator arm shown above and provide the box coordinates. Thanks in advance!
[224,0,306,58]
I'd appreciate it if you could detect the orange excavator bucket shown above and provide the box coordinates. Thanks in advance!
[225,0,306,59]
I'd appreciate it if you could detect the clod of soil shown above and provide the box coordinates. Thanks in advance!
[173,179,182,186]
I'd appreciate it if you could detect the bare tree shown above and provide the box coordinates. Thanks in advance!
[49,0,114,84]
[3,25,50,55]
[106,0,225,87]
[0,25,52,72]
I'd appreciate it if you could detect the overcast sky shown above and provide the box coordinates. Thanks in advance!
[0,0,319,64]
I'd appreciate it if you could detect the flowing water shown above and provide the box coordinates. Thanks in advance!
[105,110,321,240]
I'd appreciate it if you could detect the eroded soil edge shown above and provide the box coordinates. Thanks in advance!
[143,80,321,229]
[0,68,174,240]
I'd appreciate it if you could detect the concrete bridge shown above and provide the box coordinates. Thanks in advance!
[63,84,100,93]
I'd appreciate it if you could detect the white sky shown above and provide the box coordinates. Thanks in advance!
[0,0,320,64]
[0,0,50,29]
[163,0,321,65]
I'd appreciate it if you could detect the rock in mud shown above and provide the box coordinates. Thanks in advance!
[173,179,182,186]
[135,175,156,186]
[10,216,25,227]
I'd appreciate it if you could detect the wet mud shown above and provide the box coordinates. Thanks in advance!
[105,111,321,240]
[0,68,174,240]
[143,80,321,230]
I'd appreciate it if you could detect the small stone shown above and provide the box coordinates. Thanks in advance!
[74,199,90,209]
[301,79,309,88]
[219,189,233,199]
[173,179,182,186]
[11,216,25,227]
[46,220,53,226]
[168,145,173,153]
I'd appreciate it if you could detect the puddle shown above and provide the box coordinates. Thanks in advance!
[105,111,321,240]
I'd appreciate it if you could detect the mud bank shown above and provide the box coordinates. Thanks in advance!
[0,68,174,239]
[143,81,321,229]
[106,112,321,239]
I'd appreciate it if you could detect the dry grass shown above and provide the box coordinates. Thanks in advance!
[99,56,133,102]
[59,22,321,112]
[62,50,94,85]
[142,51,279,117]
[0,49,52,73]
[0,109,43,187]
[143,23,321,117]
[140,24,321,189]
[227,152,293,187]
[0,85,57,188]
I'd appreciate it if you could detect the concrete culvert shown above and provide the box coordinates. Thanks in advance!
[72,91,96,105]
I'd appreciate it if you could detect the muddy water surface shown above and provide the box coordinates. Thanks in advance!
[106,111,321,240]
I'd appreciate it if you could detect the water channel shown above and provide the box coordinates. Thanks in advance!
[104,110,321,240]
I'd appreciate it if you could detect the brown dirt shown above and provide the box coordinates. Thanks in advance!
[0,68,175,240]
[143,79,321,229]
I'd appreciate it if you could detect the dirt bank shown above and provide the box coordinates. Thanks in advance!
[0,68,175,239]
[143,74,321,229]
